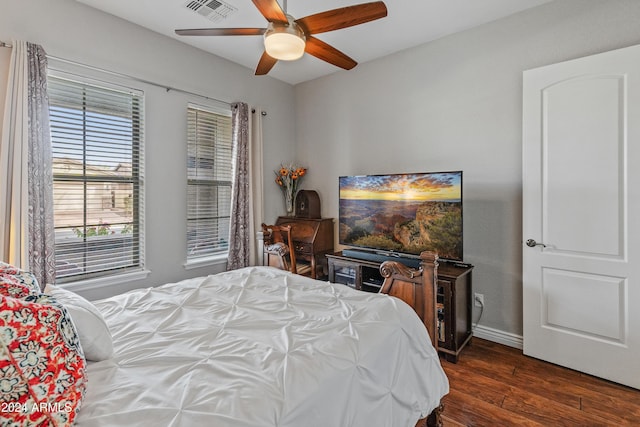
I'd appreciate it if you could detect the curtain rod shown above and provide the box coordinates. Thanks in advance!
[1,39,225,104]
[48,54,233,107]
[1,39,266,113]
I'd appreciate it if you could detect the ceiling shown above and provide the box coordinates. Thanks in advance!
[76,0,552,85]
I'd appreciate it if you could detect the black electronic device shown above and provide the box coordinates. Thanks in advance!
[342,248,422,269]
[339,171,463,262]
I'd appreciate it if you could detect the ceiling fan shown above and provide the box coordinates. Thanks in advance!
[175,0,388,75]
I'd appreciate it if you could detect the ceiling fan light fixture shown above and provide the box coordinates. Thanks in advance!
[264,18,306,61]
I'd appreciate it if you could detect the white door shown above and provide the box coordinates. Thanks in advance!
[522,44,640,389]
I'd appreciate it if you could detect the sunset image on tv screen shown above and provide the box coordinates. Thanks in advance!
[339,172,462,260]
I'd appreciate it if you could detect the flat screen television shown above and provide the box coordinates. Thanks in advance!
[339,171,463,261]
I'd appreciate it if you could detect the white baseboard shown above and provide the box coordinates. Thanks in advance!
[472,324,523,349]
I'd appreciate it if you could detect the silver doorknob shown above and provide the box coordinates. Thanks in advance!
[526,239,546,248]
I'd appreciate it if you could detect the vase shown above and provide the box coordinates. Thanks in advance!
[284,190,295,216]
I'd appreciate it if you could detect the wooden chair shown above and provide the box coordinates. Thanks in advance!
[261,223,313,277]
[262,224,295,272]
[291,253,313,277]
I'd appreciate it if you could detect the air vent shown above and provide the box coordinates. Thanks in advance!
[184,0,237,23]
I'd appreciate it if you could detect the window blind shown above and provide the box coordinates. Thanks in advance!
[187,104,232,260]
[48,75,145,283]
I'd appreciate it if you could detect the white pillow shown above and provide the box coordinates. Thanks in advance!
[44,284,114,361]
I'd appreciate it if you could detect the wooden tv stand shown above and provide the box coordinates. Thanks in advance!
[326,251,473,362]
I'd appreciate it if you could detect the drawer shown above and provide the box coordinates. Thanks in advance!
[293,241,312,254]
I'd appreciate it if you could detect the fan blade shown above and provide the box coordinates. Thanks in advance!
[255,51,278,75]
[175,28,266,36]
[252,0,288,24]
[296,1,387,35]
[305,36,357,70]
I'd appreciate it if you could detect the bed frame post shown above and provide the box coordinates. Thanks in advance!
[380,252,443,427]
[379,251,439,348]
[419,251,439,349]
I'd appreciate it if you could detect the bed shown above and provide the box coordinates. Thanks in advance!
[0,256,448,427]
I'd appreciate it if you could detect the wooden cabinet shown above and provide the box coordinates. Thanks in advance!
[274,217,334,278]
[326,253,384,293]
[436,264,473,363]
[326,251,473,362]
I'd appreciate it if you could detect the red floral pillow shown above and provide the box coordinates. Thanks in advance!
[0,294,87,426]
[0,262,42,295]
[0,262,22,275]
[0,275,36,299]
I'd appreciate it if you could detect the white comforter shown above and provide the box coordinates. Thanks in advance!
[76,267,448,427]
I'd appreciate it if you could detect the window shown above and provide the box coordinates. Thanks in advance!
[48,75,144,283]
[186,104,232,261]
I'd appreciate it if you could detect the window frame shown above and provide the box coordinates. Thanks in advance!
[48,71,147,286]
[184,102,233,267]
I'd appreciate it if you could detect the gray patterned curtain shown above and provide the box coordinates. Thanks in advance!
[226,102,250,270]
[0,41,55,287]
[27,43,55,286]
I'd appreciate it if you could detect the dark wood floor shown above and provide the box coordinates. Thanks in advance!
[439,338,640,426]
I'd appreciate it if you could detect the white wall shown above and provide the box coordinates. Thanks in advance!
[4,0,640,337]
[0,0,296,300]
[294,0,640,338]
